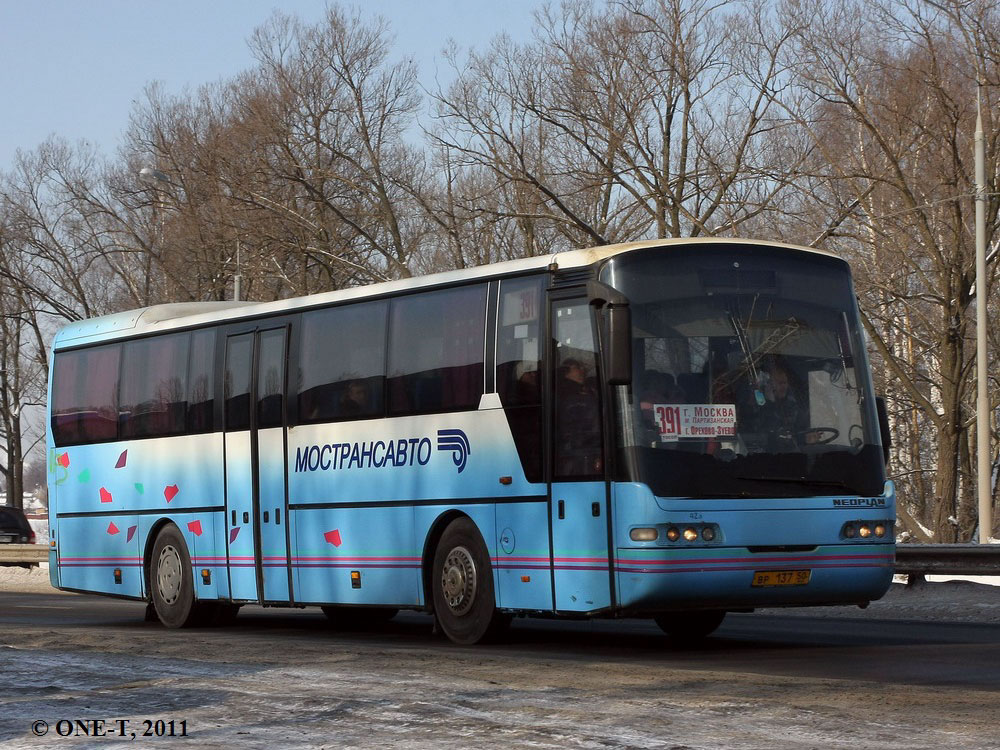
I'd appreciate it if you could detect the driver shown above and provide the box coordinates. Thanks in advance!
[757,360,812,450]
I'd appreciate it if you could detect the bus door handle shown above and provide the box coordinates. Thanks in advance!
[243,512,249,524]
[263,511,269,523]
[558,500,565,520]
[275,508,281,525]
[232,511,237,526]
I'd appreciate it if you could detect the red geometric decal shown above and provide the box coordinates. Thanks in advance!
[164,484,179,503]
[107,521,120,535]
[187,520,203,536]
[99,487,113,504]
[126,526,137,543]
[324,529,343,547]
[229,527,241,544]
[115,450,128,469]
[57,452,70,468]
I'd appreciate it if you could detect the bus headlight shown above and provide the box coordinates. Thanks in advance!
[683,527,698,542]
[666,527,680,542]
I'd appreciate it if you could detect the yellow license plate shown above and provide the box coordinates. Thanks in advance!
[751,569,811,587]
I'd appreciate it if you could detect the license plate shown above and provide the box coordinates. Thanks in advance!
[752,569,811,587]
[0,535,14,544]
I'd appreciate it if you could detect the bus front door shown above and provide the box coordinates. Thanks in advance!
[549,297,613,613]
[224,327,292,604]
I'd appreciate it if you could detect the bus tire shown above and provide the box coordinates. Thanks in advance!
[149,524,205,628]
[432,517,508,645]
[654,610,726,642]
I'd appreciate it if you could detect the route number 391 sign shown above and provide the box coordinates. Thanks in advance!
[655,403,737,441]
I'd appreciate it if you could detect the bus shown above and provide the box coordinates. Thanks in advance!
[46,238,895,644]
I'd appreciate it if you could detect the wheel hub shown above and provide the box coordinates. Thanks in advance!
[440,545,477,616]
[157,544,182,605]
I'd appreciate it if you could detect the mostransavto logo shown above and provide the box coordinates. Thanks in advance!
[437,429,471,473]
[293,428,472,475]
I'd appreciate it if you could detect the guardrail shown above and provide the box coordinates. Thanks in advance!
[894,544,1000,583]
[0,544,48,566]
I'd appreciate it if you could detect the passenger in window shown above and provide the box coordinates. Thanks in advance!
[556,358,602,476]
[340,380,369,417]
[515,368,540,404]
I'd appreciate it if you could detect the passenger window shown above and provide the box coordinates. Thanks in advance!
[256,329,286,429]
[388,285,486,415]
[51,344,121,446]
[187,329,215,432]
[497,277,544,482]
[553,301,603,479]
[298,301,387,423]
[120,333,189,439]
[224,334,253,431]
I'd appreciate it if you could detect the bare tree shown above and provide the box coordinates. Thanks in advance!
[781,0,1000,540]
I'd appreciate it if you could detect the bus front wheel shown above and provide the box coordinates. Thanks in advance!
[654,610,726,642]
[432,518,509,645]
[150,525,207,628]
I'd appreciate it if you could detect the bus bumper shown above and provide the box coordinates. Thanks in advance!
[615,543,894,612]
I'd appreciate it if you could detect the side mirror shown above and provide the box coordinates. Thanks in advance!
[585,280,632,387]
[875,396,891,466]
[605,303,632,386]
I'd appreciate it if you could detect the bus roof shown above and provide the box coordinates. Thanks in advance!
[51,237,841,349]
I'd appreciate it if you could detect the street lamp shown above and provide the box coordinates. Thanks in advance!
[138,167,171,187]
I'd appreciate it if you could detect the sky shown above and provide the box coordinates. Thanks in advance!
[0,0,544,171]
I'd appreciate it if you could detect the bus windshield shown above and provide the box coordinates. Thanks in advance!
[603,245,886,499]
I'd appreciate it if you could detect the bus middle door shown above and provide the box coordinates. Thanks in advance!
[549,296,613,613]
[224,326,292,604]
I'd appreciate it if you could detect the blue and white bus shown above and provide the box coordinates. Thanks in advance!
[46,239,895,644]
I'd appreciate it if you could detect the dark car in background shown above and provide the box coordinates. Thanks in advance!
[0,506,36,545]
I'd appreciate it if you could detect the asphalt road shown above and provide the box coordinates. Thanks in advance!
[1,591,998,748]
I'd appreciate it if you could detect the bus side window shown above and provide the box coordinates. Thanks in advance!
[120,333,189,439]
[388,285,486,416]
[553,302,602,479]
[298,300,387,423]
[187,329,215,432]
[225,334,253,432]
[51,344,121,446]
[497,276,544,483]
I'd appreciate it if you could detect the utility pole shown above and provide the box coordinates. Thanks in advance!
[975,90,992,543]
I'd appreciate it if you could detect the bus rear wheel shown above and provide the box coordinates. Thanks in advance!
[150,525,212,628]
[654,610,726,642]
[432,518,509,645]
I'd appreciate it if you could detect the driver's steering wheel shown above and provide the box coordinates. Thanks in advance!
[798,426,839,445]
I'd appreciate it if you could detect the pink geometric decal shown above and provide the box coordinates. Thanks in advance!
[115,450,128,469]
[107,521,120,535]
[164,485,179,503]
[57,452,70,468]
[229,527,241,544]
[99,487,113,504]
[324,529,343,547]
[126,526,137,543]
[187,520,203,536]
